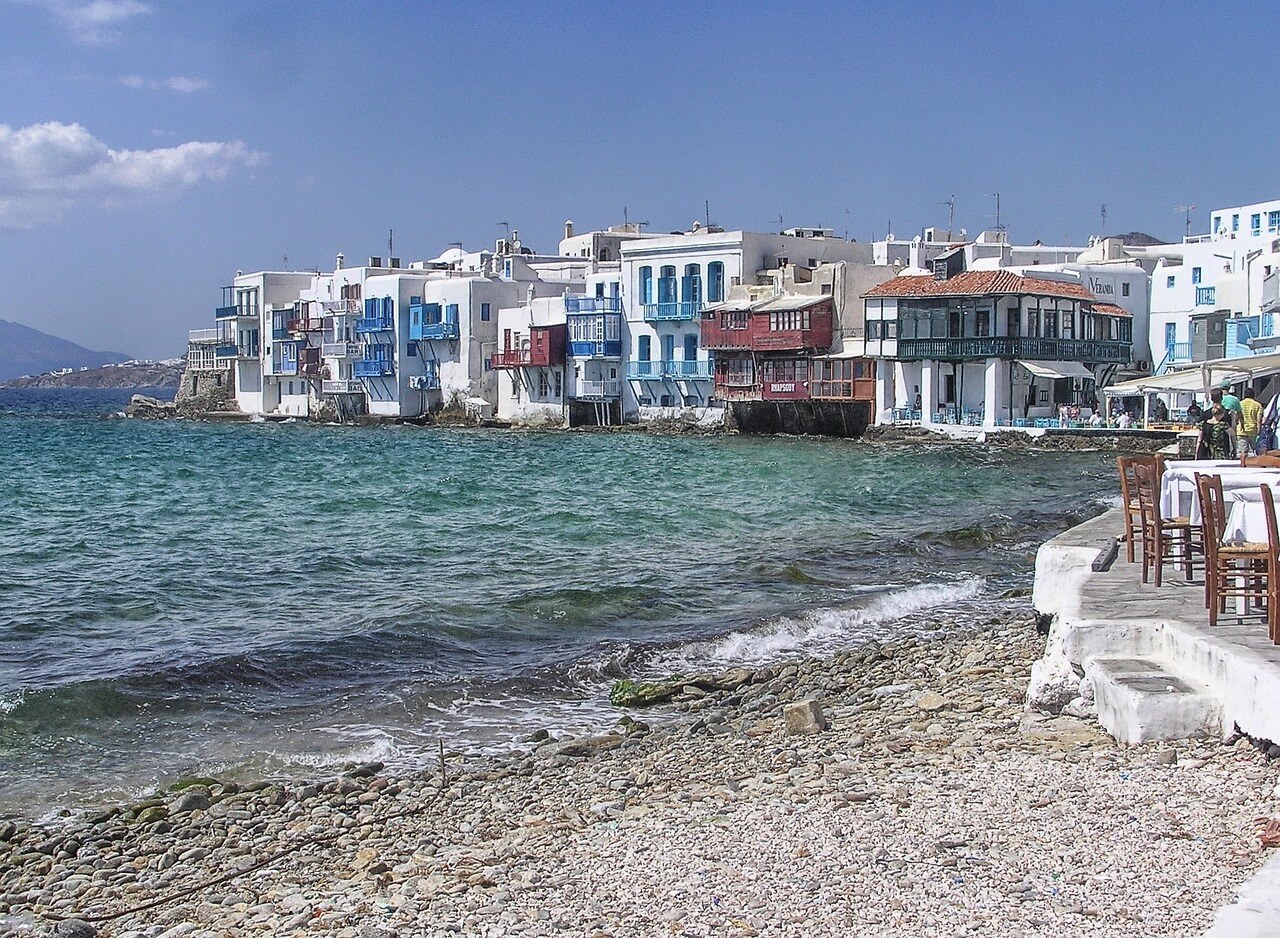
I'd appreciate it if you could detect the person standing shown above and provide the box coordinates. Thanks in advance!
[1210,387,1240,457]
[1240,388,1264,454]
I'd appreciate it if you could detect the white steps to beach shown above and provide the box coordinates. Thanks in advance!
[1085,655,1222,745]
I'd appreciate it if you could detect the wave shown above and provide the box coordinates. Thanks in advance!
[654,577,987,671]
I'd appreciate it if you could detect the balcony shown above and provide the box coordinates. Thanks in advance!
[215,344,256,360]
[188,328,219,343]
[492,324,566,368]
[643,301,702,322]
[627,360,712,380]
[322,341,360,358]
[272,326,289,340]
[215,304,259,320]
[355,314,394,334]
[565,295,623,314]
[895,337,1130,364]
[353,356,395,378]
[575,378,622,399]
[322,299,361,315]
[409,302,459,341]
[567,311,622,358]
[322,379,363,394]
[408,363,440,391]
[1195,286,1217,306]
[287,316,323,333]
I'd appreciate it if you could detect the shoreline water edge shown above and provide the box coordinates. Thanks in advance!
[3,594,1278,937]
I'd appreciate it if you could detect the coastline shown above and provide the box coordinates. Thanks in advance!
[3,601,1276,937]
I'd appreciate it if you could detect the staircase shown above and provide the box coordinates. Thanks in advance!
[1085,656,1222,744]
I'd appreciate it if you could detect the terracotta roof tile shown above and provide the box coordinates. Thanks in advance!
[1092,302,1131,318]
[864,270,1099,303]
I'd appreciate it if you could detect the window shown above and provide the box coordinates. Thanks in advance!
[1253,214,1262,236]
[481,302,491,322]
[638,335,651,361]
[1006,309,1020,337]
[1270,211,1280,232]
[884,320,898,339]
[683,334,698,361]
[975,310,990,337]
[484,357,492,372]
[658,266,677,304]
[1213,216,1222,233]
[1167,275,1176,289]
[707,262,725,303]
[553,371,562,398]
[1233,214,1240,232]
[1192,267,1202,285]
[866,320,882,340]
[682,264,702,305]
[662,334,675,362]
[1121,282,1130,297]
[639,267,653,304]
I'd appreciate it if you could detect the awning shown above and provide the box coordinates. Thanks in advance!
[1103,368,1220,396]
[1016,360,1094,380]
[1102,350,1280,397]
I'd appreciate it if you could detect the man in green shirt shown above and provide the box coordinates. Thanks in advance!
[1240,388,1264,454]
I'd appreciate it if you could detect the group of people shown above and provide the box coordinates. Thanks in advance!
[1192,386,1275,459]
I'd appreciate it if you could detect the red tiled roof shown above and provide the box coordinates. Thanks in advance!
[1093,302,1131,318]
[864,270,1098,303]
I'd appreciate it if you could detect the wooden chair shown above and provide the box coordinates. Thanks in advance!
[1117,456,1146,563]
[1243,454,1280,468]
[1197,472,1270,626]
[1260,485,1280,644]
[1134,461,1197,586]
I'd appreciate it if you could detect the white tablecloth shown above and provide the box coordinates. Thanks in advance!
[1159,465,1280,525]
[1223,485,1280,544]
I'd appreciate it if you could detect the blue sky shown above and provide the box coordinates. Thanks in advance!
[1,1,1276,358]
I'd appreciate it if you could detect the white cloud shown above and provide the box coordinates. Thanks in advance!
[119,75,209,93]
[0,121,264,228]
[24,0,151,43]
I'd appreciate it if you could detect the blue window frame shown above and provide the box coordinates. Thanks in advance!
[1233,214,1240,232]
[658,266,677,304]
[1253,214,1262,235]
[683,334,697,361]
[1166,275,1176,288]
[1192,267,1202,284]
[707,262,725,303]
[637,335,651,361]
[682,264,702,304]
[481,302,491,322]
[1164,322,1176,352]
[1213,216,1222,233]
[662,334,675,362]
[639,267,653,305]
[1270,211,1280,232]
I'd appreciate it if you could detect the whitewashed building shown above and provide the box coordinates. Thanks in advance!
[619,226,873,422]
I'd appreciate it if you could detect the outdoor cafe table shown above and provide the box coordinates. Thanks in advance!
[1222,483,1280,545]
[1159,461,1280,526]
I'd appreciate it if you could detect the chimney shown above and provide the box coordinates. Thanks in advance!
[336,252,344,270]
[369,256,382,267]
[389,257,401,268]
[564,219,574,240]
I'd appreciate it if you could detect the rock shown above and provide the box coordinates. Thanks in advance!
[135,805,168,824]
[1155,749,1178,765]
[345,761,384,779]
[871,683,914,698]
[915,691,949,712]
[123,394,177,420]
[53,920,97,938]
[609,679,681,707]
[1025,652,1079,714]
[783,699,827,735]
[169,792,211,816]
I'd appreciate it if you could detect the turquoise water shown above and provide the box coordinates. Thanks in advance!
[0,389,1114,818]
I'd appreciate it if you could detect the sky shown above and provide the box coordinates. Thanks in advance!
[1,1,1277,359]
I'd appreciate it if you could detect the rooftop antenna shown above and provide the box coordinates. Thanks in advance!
[942,195,955,234]
[388,228,394,258]
[1100,203,1107,237]
[705,200,711,229]
[497,221,511,241]
[449,241,463,254]
[283,252,288,270]
[1175,204,1197,239]
[844,208,851,241]
[987,192,1004,231]
[776,213,784,233]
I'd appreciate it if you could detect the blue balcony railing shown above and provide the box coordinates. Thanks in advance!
[408,302,459,341]
[215,344,240,359]
[626,360,712,380]
[355,315,394,334]
[570,338,622,358]
[565,295,623,313]
[215,305,239,319]
[272,326,288,340]
[353,356,394,378]
[567,311,622,358]
[411,320,460,340]
[643,301,702,322]
[1195,286,1217,306]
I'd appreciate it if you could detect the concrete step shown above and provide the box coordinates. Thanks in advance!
[1086,656,1223,744]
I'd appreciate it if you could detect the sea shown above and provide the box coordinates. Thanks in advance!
[0,388,1115,820]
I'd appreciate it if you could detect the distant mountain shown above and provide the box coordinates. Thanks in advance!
[1113,231,1168,247]
[0,319,130,382]
[1,359,183,390]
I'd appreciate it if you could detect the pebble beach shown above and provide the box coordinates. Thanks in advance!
[4,604,1277,938]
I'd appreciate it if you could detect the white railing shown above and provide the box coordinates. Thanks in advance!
[322,299,361,314]
[578,379,621,398]
[188,328,219,342]
[322,379,363,394]
[321,342,360,357]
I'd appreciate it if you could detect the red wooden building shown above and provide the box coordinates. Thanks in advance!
[703,295,835,401]
[491,323,567,368]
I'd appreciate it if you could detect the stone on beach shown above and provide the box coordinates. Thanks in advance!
[783,698,828,735]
